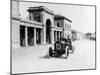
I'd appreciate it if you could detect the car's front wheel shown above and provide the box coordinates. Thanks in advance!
[49,47,53,57]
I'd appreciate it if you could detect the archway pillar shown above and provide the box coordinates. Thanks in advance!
[55,31,57,42]
[25,26,28,46]
[34,28,36,45]
[42,25,46,44]
[51,27,54,44]
[59,31,60,40]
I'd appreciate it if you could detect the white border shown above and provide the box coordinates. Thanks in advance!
[0,0,100,75]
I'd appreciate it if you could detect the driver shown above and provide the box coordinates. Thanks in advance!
[60,35,72,59]
[66,35,72,50]
[64,35,73,59]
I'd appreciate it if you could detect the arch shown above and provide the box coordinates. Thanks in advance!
[57,22,60,27]
[46,19,51,28]
[46,19,51,44]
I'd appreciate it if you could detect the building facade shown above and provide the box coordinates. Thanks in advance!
[54,15,72,42]
[11,0,72,48]
[71,30,85,41]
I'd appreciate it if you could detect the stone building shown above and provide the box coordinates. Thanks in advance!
[71,30,84,41]
[54,15,72,42]
[71,30,77,41]
[11,0,72,48]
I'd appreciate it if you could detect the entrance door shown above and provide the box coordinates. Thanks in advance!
[20,25,25,47]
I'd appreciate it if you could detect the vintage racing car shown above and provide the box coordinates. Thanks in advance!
[48,38,75,58]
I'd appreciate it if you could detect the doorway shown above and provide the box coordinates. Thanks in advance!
[20,25,25,47]
[36,28,41,44]
[46,19,51,44]
[27,27,34,46]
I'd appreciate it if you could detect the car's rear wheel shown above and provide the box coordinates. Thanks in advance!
[49,47,56,57]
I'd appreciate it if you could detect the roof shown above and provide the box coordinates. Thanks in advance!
[27,6,54,15]
[27,6,72,22]
[54,15,72,23]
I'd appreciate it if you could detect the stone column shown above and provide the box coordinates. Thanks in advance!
[63,30,65,38]
[54,30,56,42]
[40,29,42,44]
[34,28,36,45]
[51,28,54,44]
[63,29,65,38]
[25,26,28,46]
[55,31,57,41]
[42,25,46,44]
[59,31,60,40]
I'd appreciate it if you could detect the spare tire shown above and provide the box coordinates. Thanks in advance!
[54,41,63,51]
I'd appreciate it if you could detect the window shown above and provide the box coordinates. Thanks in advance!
[34,15,41,22]
[57,22,60,27]
[65,23,67,28]
[65,23,71,29]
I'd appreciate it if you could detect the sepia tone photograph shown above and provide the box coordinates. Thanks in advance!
[11,0,96,74]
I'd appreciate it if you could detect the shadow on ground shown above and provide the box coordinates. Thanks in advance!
[39,54,68,59]
[39,54,50,59]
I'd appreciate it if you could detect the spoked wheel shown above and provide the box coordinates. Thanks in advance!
[49,47,60,57]
[65,46,69,59]
[49,47,53,57]
[49,47,56,57]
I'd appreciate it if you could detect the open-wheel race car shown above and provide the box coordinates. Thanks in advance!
[48,38,75,59]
